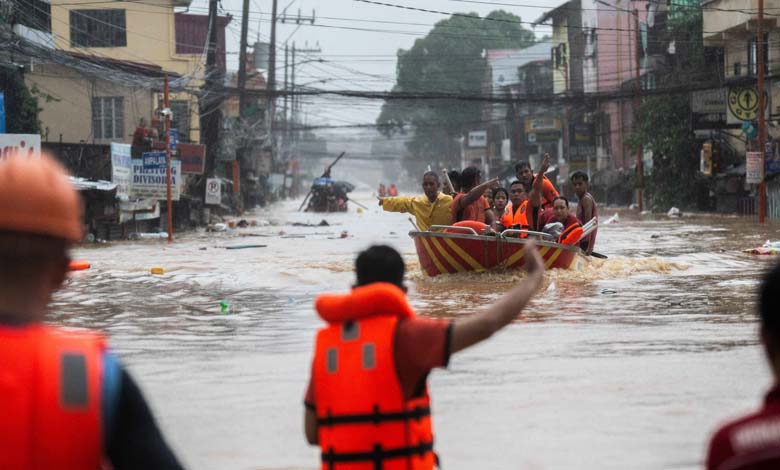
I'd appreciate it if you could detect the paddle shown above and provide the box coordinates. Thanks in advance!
[590,251,608,259]
[347,197,368,210]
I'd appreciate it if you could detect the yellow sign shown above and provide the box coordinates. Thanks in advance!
[728,86,766,121]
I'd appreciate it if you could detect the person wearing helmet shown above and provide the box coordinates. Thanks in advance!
[0,155,183,469]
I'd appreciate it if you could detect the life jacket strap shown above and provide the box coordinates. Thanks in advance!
[322,441,435,467]
[318,405,430,427]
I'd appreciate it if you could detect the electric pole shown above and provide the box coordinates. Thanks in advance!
[758,0,767,223]
[267,0,278,150]
[201,0,222,179]
[634,8,644,212]
[290,42,321,144]
[237,0,250,115]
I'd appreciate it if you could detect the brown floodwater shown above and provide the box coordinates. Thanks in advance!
[54,193,780,470]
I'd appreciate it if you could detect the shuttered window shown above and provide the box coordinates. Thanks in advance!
[70,9,126,48]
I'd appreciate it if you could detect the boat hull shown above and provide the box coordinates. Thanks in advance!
[410,231,585,276]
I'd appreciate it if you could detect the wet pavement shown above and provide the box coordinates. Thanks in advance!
[55,194,780,469]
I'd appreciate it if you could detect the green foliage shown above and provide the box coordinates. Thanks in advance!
[627,94,699,210]
[377,10,537,172]
[0,68,41,134]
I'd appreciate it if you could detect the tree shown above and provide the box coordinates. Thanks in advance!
[0,67,40,134]
[377,10,536,173]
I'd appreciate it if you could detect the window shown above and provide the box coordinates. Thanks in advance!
[170,100,191,143]
[92,97,124,140]
[748,33,769,76]
[14,0,51,33]
[70,9,126,47]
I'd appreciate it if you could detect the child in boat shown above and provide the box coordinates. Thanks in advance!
[493,187,509,231]
[571,171,597,255]
[484,188,494,209]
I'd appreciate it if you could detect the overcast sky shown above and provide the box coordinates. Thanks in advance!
[187,0,561,129]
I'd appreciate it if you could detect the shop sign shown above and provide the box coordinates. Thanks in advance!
[727,86,768,125]
[0,134,40,160]
[692,89,726,114]
[746,151,764,184]
[130,159,181,201]
[179,143,206,174]
[111,143,132,200]
[468,130,487,148]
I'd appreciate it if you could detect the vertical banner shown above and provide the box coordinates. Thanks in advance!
[700,142,713,176]
[746,151,764,184]
[110,143,132,200]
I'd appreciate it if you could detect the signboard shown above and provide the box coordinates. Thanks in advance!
[501,138,511,162]
[746,151,764,184]
[700,142,712,176]
[0,134,40,160]
[130,159,181,201]
[142,151,167,169]
[468,130,487,148]
[767,140,780,175]
[692,88,726,114]
[110,143,132,200]
[727,86,769,125]
[525,116,562,132]
[168,128,178,153]
[205,178,221,205]
[179,143,206,174]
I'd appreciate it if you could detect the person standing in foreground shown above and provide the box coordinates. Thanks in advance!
[707,262,780,470]
[303,243,545,469]
[379,171,453,231]
[571,171,597,255]
[0,155,183,470]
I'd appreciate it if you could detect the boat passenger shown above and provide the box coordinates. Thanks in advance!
[484,187,495,209]
[501,181,530,233]
[0,155,183,469]
[571,171,598,255]
[303,243,546,469]
[378,183,387,198]
[537,197,583,245]
[493,187,509,225]
[707,262,780,470]
[516,160,559,209]
[379,171,454,231]
[450,166,498,225]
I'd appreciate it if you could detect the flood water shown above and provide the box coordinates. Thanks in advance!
[55,193,780,470]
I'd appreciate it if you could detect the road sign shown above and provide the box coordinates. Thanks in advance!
[142,151,167,169]
[206,178,221,205]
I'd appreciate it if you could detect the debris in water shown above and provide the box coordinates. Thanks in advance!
[340,230,349,239]
[651,234,660,239]
[224,244,267,250]
[219,300,230,315]
[667,207,682,217]
[150,267,164,275]
[600,289,617,295]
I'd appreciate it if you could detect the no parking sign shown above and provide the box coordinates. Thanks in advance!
[206,178,221,205]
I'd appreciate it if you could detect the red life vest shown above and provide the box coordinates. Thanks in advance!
[558,222,583,245]
[0,324,105,470]
[313,283,436,470]
[501,200,529,237]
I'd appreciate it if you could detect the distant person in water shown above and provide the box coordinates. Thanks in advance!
[451,166,498,225]
[388,184,398,197]
[707,262,780,470]
[378,183,387,198]
[303,243,546,469]
[379,171,453,231]
[570,171,597,255]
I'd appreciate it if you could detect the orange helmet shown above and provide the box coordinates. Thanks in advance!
[0,154,82,242]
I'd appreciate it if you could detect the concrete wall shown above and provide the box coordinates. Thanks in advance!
[26,62,153,145]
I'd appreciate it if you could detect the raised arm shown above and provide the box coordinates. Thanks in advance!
[529,154,551,210]
[442,169,455,196]
[450,243,545,353]
[455,178,499,210]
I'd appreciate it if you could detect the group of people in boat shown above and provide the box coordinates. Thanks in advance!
[377,183,398,198]
[379,153,598,254]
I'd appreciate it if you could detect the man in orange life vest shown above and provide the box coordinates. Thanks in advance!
[515,160,559,209]
[707,262,780,470]
[0,155,183,469]
[303,243,545,469]
[450,166,498,225]
[500,180,530,232]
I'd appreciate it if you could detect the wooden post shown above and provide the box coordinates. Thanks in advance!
[164,73,173,242]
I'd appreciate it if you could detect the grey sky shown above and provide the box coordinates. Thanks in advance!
[187,0,562,127]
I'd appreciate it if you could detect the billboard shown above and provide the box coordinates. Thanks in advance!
[110,143,132,200]
[0,134,41,160]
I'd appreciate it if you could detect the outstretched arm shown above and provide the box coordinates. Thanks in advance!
[529,154,551,210]
[456,178,500,210]
[450,243,545,353]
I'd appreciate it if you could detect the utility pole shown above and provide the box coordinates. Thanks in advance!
[633,8,644,212]
[290,42,322,144]
[201,0,222,179]
[164,73,173,242]
[284,44,289,145]
[237,0,250,115]
[267,0,278,149]
[758,0,767,223]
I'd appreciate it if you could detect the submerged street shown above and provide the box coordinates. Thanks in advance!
[56,193,780,470]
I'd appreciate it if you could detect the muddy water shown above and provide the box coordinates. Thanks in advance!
[55,194,780,470]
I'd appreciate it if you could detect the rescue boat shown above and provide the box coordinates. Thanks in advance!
[409,219,596,276]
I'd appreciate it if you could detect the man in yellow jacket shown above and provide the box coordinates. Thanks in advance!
[378,171,453,231]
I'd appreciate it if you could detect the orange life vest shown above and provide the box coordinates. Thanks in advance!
[313,283,436,470]
[0,324,105,470]
[558,222,583,245]
[501,200,529,237]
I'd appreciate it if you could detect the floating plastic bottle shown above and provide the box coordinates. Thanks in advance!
[220,301,230,315]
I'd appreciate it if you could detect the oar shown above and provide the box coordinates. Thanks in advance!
[297,190,312,212]
[347,197,368,210]
[408,217,420,231]
[590,251,608,259]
